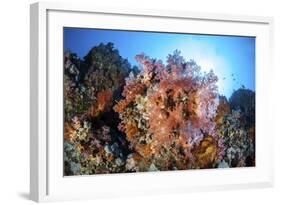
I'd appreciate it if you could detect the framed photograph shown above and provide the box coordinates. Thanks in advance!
[30,2,274,202]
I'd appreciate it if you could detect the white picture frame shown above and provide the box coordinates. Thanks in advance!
[30,1,274,202]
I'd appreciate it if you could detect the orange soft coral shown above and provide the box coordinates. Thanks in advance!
[192,136,220,168]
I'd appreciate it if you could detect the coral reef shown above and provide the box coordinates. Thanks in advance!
[216,89,255,167]
[63,43,132,175]
[63,44,255,175]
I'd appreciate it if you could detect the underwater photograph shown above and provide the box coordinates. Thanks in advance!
[63,28,255,176]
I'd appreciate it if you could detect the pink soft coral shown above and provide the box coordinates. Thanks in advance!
[115,51,223,170]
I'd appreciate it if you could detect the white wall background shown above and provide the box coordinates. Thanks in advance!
[0,0,279,204]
